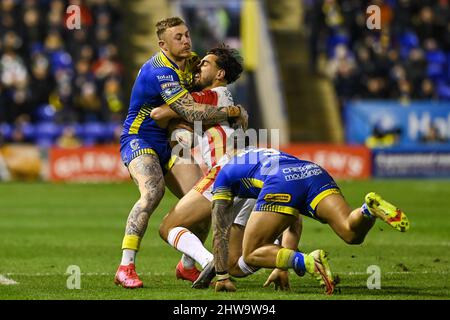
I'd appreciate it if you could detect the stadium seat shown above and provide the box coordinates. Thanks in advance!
[427,63,445,81]
[34,122,62,146]
[398,32,419,59]
[104,122,121,142]
[35,104,57,122]
[399,32,419,48]
[426,50,447,65]
[70,123,85,138]
[426,50,447,81]
[0,123,12,140]
[35,137,55,148]
[326,32,350,58]
[21,122,36,141]
[447,53,450,81]
[436,82,450,100]
[82,122,106,146]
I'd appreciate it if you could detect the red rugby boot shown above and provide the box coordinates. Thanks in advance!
[175,260,200,283]
[114,263,143,288]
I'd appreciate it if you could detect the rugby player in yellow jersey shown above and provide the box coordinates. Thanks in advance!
[115,17,247,288]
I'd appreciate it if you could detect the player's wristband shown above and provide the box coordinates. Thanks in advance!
[216,273,230,281]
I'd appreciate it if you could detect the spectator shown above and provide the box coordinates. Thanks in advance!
[0,0,125,147]
[56,125,82,148]
[304,0,450,104]
[420,124,448,143]
[74,81,102,122]
[418,78,438,100]
[102,77,124,122]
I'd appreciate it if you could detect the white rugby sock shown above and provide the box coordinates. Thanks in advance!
[168,227,213,268]
[121,249,136,266]
[181,254,196,269]
[238,256,260,276]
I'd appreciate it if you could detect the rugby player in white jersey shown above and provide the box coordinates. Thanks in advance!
[154,46,299,290]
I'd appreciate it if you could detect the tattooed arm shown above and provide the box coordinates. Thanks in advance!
[169,92,245,126]
[211,198,237,292]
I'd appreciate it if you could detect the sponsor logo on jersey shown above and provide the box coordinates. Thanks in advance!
[161,81,179,89]
[157,75,174,82]
[164,88,174,96]
[264,193,292,203]
[163,86,183,98]
[283,163,323,181]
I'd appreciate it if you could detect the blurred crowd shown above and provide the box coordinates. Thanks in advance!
[181,1,241,57]
[303,0,450,107]
[0,0,124,147]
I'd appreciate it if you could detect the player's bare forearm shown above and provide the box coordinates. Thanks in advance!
[211,199,234,274]
[169,93,240,125]
[151,104,179,121]
[151,104,180,129]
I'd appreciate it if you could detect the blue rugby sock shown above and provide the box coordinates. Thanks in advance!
[361,203,375,219]
[289,252,306,276]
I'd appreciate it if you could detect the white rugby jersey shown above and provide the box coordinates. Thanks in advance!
[195,86,236,169]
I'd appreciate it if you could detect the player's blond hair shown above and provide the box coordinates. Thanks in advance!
[155,17,186,40]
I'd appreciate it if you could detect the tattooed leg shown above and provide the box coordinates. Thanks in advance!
[125,153,165,238]
[117,153,166,286]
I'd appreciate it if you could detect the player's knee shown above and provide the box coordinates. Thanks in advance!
[158,222,168,242]
[344,234,365,245]
[229,255,256,278]
[158,214,172,241]
[242,252,256,267]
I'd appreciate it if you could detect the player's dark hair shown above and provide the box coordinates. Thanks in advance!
[207,44,244,84]
[155,17,186,40]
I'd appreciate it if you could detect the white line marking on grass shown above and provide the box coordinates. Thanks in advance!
[343,271,449,275]
[0,274,19,285]
[4,272,170,277]
[3,271,449,277]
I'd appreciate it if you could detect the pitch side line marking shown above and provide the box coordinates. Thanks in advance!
[0,274,19,285]
[3,271,449,277]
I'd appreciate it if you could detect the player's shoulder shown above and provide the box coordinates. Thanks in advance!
[192,89,218,105]
[211,86,232,98]
[137,60,169,80]
[211,86,234,107]
[144,53,179,78]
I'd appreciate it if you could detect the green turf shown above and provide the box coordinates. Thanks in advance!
[0,180,449,300]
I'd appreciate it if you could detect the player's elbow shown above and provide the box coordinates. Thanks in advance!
[150,108,164,121]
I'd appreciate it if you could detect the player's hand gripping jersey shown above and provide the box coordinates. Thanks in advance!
[212,148,342,220]
[120,51,198,171]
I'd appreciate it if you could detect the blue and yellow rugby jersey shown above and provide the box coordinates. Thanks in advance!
[212,148,341,220]
[120,51,198,169]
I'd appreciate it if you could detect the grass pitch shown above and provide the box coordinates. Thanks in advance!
[0,180,449,300]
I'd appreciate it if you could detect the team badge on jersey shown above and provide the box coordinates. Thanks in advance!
[130,139,140,151]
